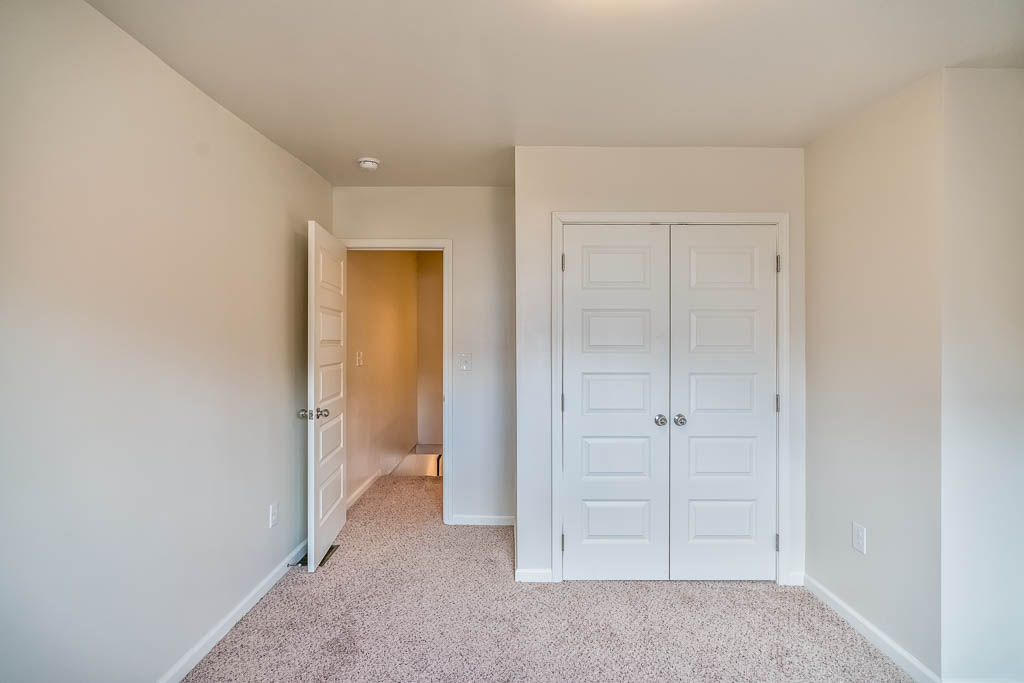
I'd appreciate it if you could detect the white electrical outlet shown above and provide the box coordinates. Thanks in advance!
[458,352,472,372]
[851,522,867,554]
[268,502,279,529]
[355,350,364,367]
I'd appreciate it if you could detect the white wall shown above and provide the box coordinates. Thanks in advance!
[941,67,1024,681]
[0,1,331,681]
[333,187,515,523]
[514,146,806,577]
[416,251,444,445]
[805,73,944,675]
[346,251,420,488]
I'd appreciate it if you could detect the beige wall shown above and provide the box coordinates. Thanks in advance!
[416,251,444,445]
[805,73,943,672]
[0,1,331,681]
[347,251,420,488]
[333,187,515,523]
[514,146,806,576]
[941,68,1024,680]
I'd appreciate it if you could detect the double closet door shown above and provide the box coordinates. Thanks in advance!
[562,224,777,580]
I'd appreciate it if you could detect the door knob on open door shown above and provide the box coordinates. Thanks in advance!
[298,409,312,420]
[316,408,330,419]
[673,414,687,426]
[654,414,668,426]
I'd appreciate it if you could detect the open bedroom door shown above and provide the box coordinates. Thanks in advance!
[304,220,347,571]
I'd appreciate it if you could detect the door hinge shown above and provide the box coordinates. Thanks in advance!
[776,394,780,412]
[561,393,565,412]
[775,533,780,551]
[561,253,566,272]
[561,534,565,552]
[776,254,781,273]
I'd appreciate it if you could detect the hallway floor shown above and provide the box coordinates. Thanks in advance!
[185,477,909,682]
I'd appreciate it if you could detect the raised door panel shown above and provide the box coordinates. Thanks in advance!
[690,373,758,414]
[583,437,651,478]
[583,247,652,289]
[690,309,758,353]
[689,247,758,289]
[582,309,651,352]
[583,500,651,541]
[688,500,756,541]
[582,373,651,413]
[689,437,757,478]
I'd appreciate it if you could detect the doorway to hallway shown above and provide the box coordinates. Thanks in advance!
[345,242,451,515]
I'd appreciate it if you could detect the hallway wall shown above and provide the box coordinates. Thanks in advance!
[346,252,420,494]
[416,251,444,445]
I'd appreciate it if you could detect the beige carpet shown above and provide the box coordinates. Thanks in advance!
[185,477,910,682]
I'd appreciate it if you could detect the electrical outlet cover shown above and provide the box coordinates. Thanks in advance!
[851,522,867,554]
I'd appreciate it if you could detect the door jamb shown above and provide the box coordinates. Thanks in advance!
[344,238,455,525]
[549,212,797,584]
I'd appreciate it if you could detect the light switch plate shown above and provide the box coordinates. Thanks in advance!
[458,353,472,372]
[268,502,279,529]
[851,522,867,554]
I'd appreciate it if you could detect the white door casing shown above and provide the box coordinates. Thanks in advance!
[307,220,347,571]
[561,225,671,580]
[557,221,780,581]
[669,225,778,580]
[548,212,794,585]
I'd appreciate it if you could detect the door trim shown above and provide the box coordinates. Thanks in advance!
[344,238,455,525]
[549,212,798,584]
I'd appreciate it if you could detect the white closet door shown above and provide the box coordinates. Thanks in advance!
[562,225,671,580]
[669,225,777,580]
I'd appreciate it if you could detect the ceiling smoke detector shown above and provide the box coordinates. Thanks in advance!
[357,156,380,171]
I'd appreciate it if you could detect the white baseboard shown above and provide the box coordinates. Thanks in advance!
[347,470,380,509]
[515,568,554,582]
[156,539,307,683]
[450,513,514,526]
[804,575,940,683]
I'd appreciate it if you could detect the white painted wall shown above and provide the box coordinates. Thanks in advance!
[805,73,944,675]
[333,187,515,523]
[416,251,444,445]
[514,147,806,578]
[346,251,420,488]
[941,67,1024,681]
[0,1,331,681]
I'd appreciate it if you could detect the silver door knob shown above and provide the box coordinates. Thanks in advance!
[654,414,668,426]
[673,414,687,426]
[298,409,312,420]
[316,407,330,419]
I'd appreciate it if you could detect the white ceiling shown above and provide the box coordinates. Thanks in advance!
[88,0,1024,186]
